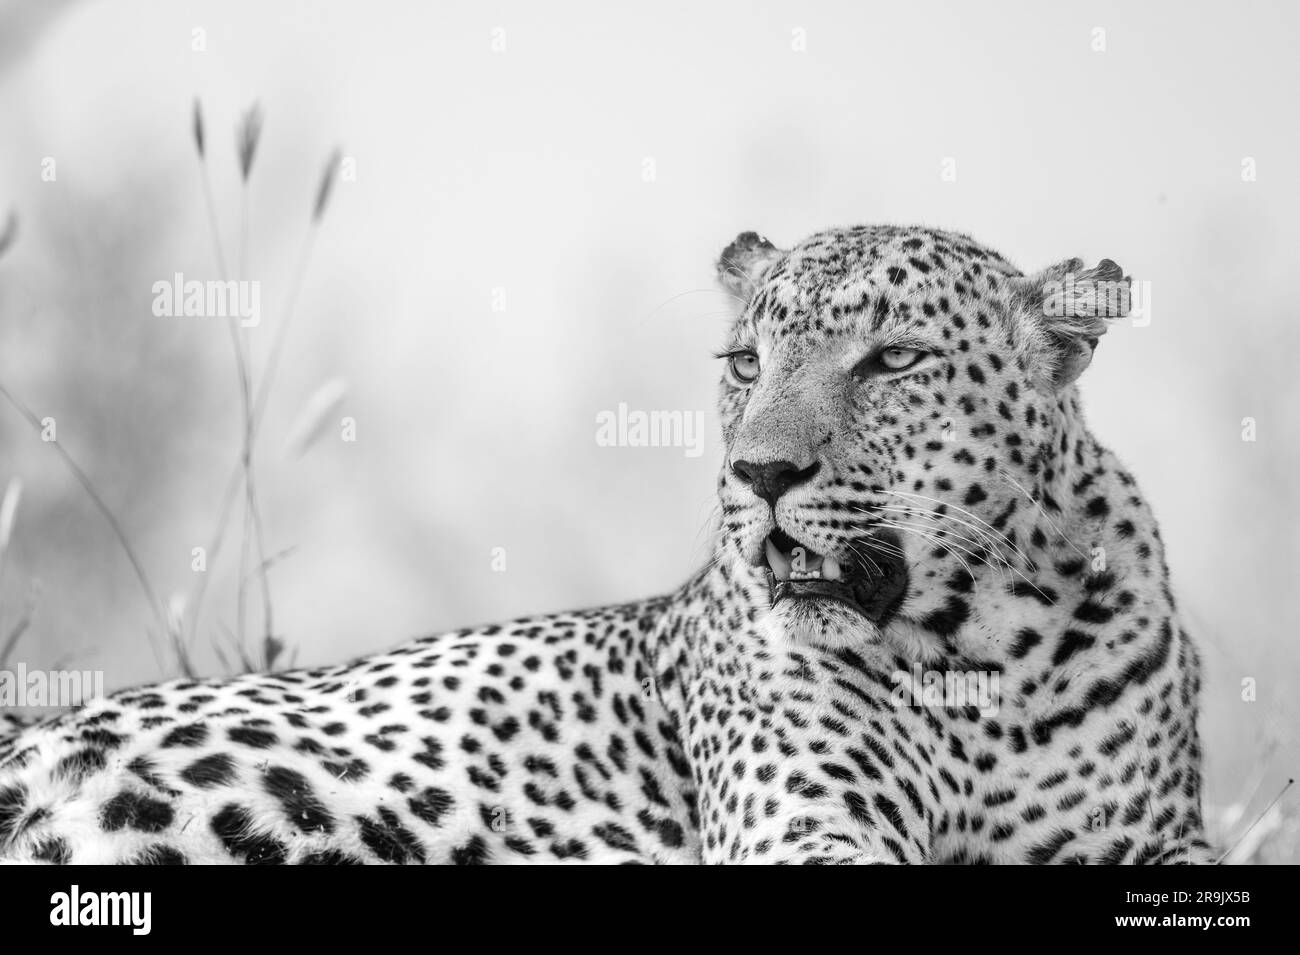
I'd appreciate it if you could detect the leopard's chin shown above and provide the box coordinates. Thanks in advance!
[760,595,886,650]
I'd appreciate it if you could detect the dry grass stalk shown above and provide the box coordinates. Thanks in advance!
[185,101,342,673]
[0,378,172,673]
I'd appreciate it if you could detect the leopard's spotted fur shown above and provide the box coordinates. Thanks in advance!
[0,225,1210,864]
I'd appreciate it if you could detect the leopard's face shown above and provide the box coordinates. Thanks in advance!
[713,226,1127,648]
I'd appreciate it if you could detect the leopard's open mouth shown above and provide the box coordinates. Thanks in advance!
[760,527,909,623]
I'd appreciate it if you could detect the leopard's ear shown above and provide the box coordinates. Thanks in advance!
[1011,257,1130,388]
[717,231,785,305]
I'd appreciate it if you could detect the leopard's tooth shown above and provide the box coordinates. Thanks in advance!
[822,555,843,581]
[765,537,793,581]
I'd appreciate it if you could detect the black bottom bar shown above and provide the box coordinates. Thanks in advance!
[2,863,1282,943]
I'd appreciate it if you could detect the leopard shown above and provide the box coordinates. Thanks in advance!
[0,224,1211,864]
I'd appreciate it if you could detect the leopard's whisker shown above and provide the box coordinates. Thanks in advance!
[994,468,1092,562]
[877,509,1016,589]
[860,504,1045,595]
[882,490,1034,567]
[875,518,978,584]
[875,503,1029,583]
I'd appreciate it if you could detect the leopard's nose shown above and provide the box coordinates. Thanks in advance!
[730,459,820,507]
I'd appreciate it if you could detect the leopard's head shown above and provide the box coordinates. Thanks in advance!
[713,225,1130,649]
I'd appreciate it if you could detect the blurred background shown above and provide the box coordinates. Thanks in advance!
[0,0,1295,859]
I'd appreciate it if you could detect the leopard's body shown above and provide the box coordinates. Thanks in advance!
[0,225,1210,864]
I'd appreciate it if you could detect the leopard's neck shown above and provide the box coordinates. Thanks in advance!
[929,405,1172,673]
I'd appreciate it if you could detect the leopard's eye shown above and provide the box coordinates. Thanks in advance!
[851,346,931,380]
[880,347,923,371]
[728,351,760,384]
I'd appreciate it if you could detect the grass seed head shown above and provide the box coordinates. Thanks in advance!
[0,477,22,553]
[237,102,264,181]
[313,148,343,223]
[0,211,18,259]
[192,98,206,158]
